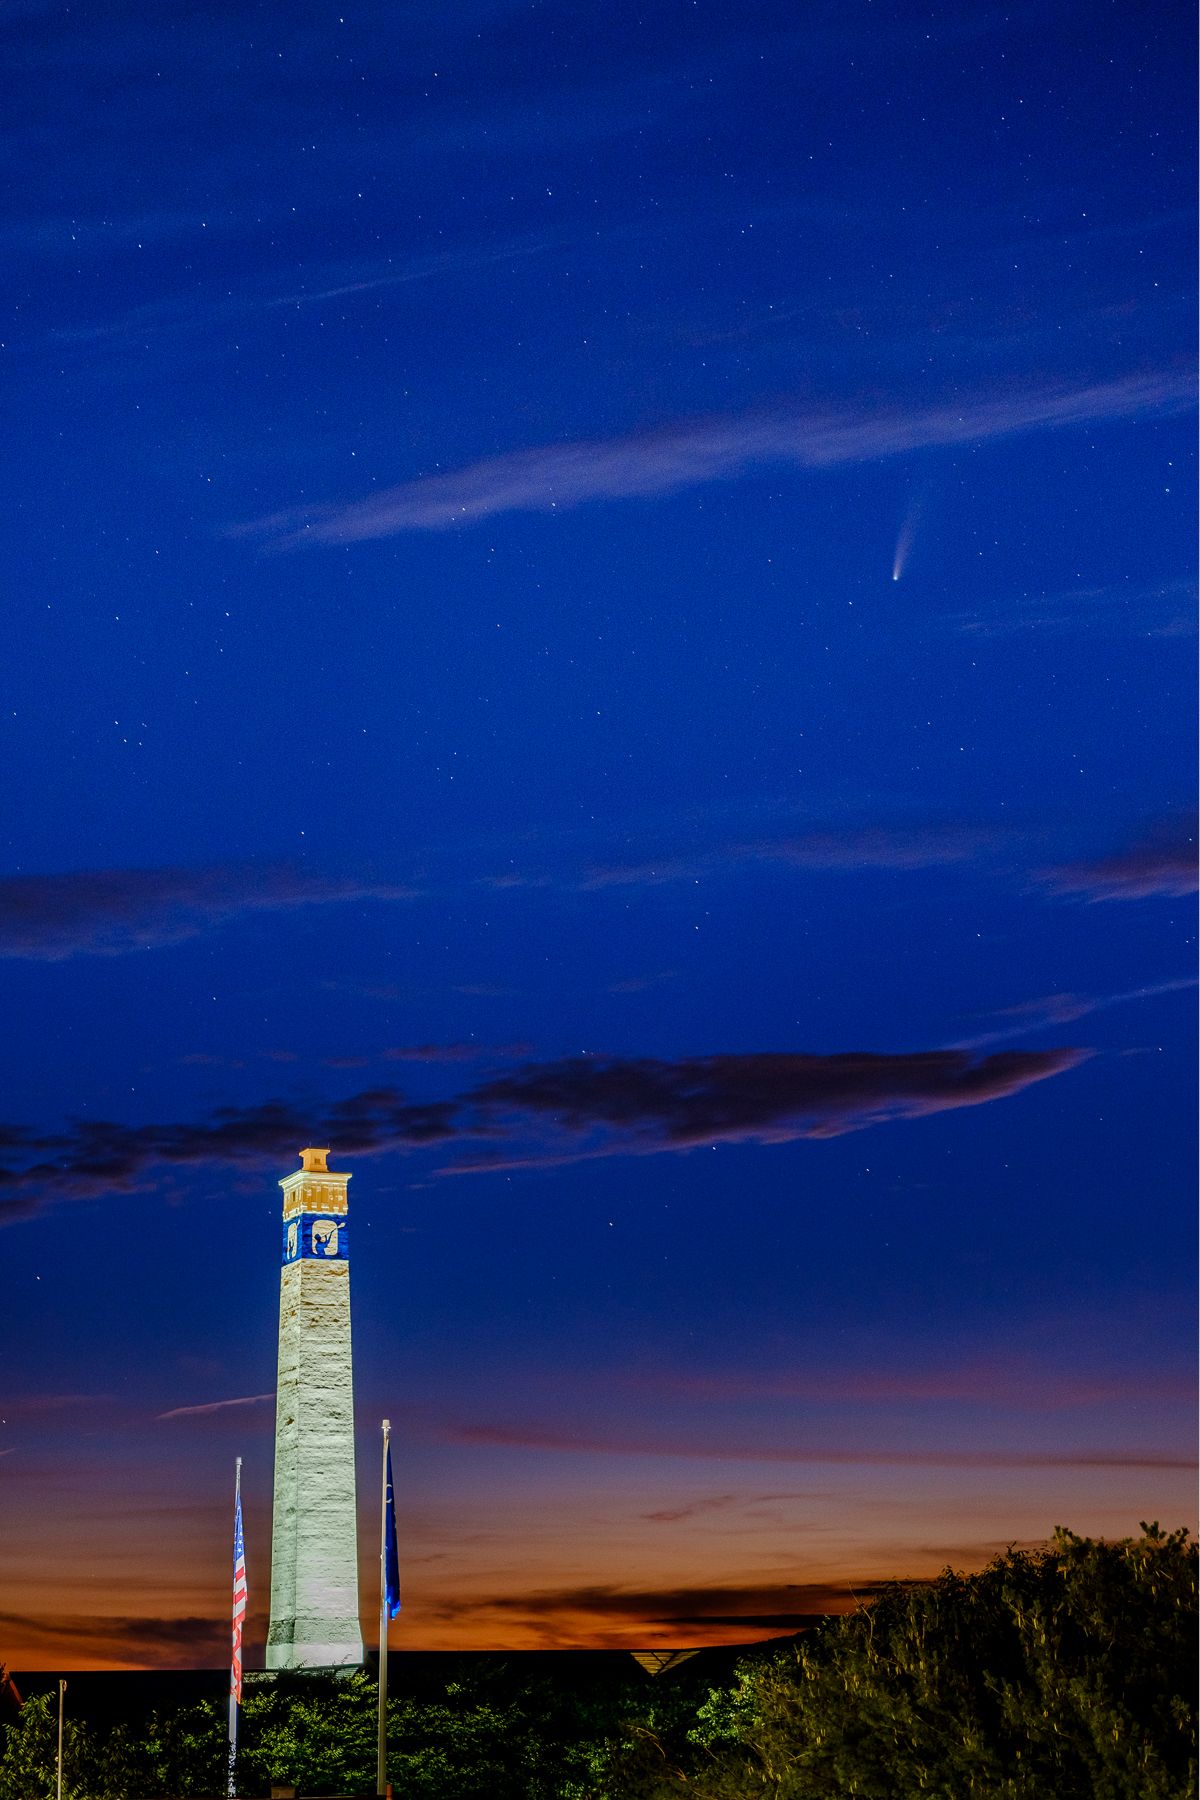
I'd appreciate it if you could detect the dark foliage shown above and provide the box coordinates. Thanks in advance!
[632,1524,1198,1799]
[1,1526,1193,1798]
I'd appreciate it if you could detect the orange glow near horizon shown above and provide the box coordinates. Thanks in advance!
[3,1426,1194,1671]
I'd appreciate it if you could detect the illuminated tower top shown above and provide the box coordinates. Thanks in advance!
[279,1146,351,1265]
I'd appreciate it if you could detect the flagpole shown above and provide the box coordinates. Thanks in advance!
[376,1419,390,1799]
[228,1457,242,1800]
[55,1680,66,1800]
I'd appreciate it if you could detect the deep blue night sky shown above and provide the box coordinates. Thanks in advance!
[1,0,1195,1667]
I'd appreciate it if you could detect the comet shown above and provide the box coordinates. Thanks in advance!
[891,489,927,582]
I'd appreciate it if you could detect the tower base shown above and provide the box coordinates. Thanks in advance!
[265,1622,364,1672]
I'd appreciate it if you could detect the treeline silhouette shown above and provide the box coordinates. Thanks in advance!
[3,1525,1194,1798]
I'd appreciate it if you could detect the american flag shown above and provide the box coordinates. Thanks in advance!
[231,1487,247,1704]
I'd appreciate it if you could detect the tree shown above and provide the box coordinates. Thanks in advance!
[0,1689,157,1800]
[3,1528,1191,1798]
[656,1524,1198,1799]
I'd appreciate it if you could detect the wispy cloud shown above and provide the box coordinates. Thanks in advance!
[0,862,418,960]
[608,971,678,995]
[235,368,1196,546]
[44,236,555,352]
[0,1044,1085,1220]
[10,806,1176,965]
[640,1492,743,1523]
[949,578,1198,639]
[0,208,237,259]
[443,1418,1189,1470]
[950,976,1196,1050]
[639,1491,822,1523]
[631,1358,1195,1411]
[1040,817,1197,901]
[0,1609,229,1668]
[176,1042,531,1071]
[580,824,994,890]
[465,1579,850,1631]
[157,1393,273,1421]
[0,1393,109,1417]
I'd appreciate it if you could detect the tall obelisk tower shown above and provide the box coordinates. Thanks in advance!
[266,1147,364,1669]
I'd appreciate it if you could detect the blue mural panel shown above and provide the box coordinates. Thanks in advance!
[281,1213,350,1265]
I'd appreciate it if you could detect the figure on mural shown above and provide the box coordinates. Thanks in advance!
[312,1220,339,1256]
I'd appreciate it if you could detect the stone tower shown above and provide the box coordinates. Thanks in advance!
[266,1147,364,1669]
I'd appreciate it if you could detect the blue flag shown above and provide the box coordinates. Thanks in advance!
[384,1443,401,1618]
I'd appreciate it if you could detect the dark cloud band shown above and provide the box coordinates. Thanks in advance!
[0,863,417,961]
[0,1041,1085,1220]
[1041,816,1197,901]
[469,1046,1089,1153]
